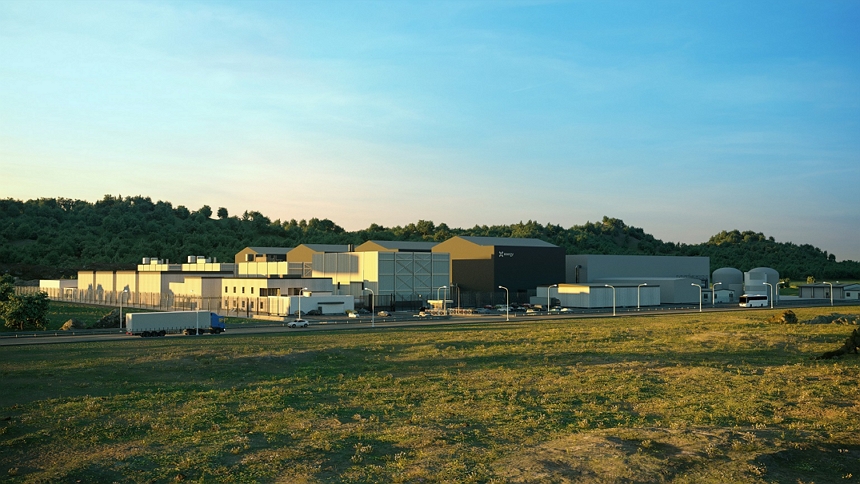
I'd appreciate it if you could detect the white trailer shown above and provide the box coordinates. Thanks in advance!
[125,311,226,337]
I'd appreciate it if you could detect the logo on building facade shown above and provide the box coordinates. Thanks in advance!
[498,251,514,258]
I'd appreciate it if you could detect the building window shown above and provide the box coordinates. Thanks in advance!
[225,286,228,293]
[241,300,246,308]
[242,287,245,294]
[233,287,236,293]
[251,287,255,294]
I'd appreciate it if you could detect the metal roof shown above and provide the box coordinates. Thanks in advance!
[454,236,559,248]
[245,247,293,255]
[366,240,438,251]
[299,244,351,252]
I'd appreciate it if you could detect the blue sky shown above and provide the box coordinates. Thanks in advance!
[2,0,859,261]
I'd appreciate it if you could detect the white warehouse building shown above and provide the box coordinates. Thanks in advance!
[312,250,450,302]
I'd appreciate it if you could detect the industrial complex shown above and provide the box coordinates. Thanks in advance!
[38,234,842,319]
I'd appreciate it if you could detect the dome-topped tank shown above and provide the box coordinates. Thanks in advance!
[713,267,743,303]
[713,267,743,286]
[746,267,780,302]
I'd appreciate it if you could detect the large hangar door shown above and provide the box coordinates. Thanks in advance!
[395,253,415,295]
[414,253,432,295]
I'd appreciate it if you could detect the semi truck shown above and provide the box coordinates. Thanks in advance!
[125,311,226,337]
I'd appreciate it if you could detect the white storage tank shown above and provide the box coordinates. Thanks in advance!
[746,267,780,303]
[713,267,743,302]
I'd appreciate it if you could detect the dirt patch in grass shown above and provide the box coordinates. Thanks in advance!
[493,428,860,483]
[805,313,860,325]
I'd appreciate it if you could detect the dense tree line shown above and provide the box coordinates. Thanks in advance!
[1,196,857,280]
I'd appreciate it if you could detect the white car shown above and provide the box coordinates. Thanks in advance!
[288,319,309,328]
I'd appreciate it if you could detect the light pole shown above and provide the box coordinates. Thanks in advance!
[763,282,774,309]
[548,284,558,314]
[191,288,199,335]
[437,286,447,314]
[499,285,509,321]
[712,282,721,306]
[363,287,375,328]
[637,283,647,310]
[776,281,782,306]
[605,284,616,316]
[823,281,834,306]
[297,287,308,318]
[692,283,702,312]
[119,288,128,331]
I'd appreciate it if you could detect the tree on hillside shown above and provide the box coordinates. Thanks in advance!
[1,291,50,331]
[0,274,14,302]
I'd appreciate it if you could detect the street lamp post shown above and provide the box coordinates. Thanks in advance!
[548,284,558,314]
[605,284,616,316]
[823,281,834,306]
[191,288,199,335]
[297,287,308,318]
[364,287,375,328]
[776,281,782,306]
[499,285,509,321]
[712,282,722,306]
[692,283,702,312]
[763,282,774,309]
[637,283,647,310]
[119,288,128,331]
[437,286,447,314]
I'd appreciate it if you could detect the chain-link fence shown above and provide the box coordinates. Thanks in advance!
[20,286,537,318]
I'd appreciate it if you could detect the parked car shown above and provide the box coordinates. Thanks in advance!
[347,311,359,318]
[357,308,370,315]
[306,309,322,316]
[288,319,309,328]
[473,308,491,314]
[378,311,390,317]
[526,308,541,314]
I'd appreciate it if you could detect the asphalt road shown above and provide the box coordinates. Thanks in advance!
[1,299,856,347]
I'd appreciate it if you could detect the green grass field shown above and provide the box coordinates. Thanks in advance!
[2,305,860,483]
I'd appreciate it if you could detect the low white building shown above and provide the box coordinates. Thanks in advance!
[219,277,350,316]
[39,279,78,298]
[546,283,661,309]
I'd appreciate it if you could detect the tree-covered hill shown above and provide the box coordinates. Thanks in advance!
[1,196,857,280]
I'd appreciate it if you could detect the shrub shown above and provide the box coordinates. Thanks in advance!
[60,318,86,330]
[769,310,798,324]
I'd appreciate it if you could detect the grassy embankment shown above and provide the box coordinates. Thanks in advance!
[2,305,860,483]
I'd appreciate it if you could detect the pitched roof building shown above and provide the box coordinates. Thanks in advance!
[432,236,565,293]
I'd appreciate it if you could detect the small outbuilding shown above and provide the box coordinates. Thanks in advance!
[798,283,846,300]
